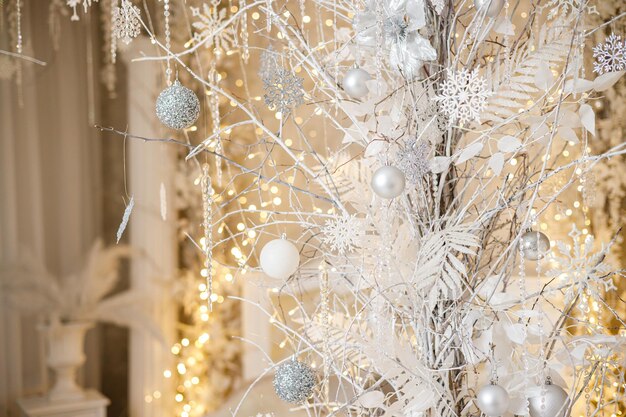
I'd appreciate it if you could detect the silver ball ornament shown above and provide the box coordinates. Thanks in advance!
[528,383,569,417]
[260,238,300,280]
[520,230,551,260]
[371,166,406,199]
[155,80,200,130]
[474,0,505,17]
[477,384,510,417]
[342,68,371,99]
[273,360,316,404]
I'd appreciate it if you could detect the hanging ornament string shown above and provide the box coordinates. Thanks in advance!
[374,0,384,83]
[110,0,118,64]
[208,65,223,186]
[201,164,214,313]
[16,0,23,54]
[518,235,531,414]
[240,0,249,63]
[319,261,331,404]
[163,0,172,85]
[265,0,272,32]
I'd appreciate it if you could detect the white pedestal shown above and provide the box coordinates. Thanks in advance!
[17,390,109,417]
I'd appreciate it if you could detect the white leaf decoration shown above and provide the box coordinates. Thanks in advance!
[534,61,554,91]
[456,142,483,165]
[564,78,594,94]
[357,390,385,408]
[494,17,515,36]
[488,152,505,175]
[430,156,451,173]
[503,322,526,344]
[558,126,579,144]
[160,182,167,221]
[116,196,134,244]
[593,70,625,92]
[364,140,386,157]
[579,104,596,136]
[497,136,522,153]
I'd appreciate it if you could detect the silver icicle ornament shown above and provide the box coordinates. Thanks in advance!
[519,230,550,260]
[273,359,316,404]
[342,67,371,99]
[477,383,510,416]
[371,166,406,199]
[155,80,200,130]
[528,381,570,417]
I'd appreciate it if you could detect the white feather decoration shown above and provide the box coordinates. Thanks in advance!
[116,196,134,243]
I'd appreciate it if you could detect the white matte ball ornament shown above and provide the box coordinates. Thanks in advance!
[474,0,505,17]
[260,238,300,280]
[342,68,371,99]
[520,230,551,260]
[371,166,406,199]
[477,384,510,416]
[529,383,569,417]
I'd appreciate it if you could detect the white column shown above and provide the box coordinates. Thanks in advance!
[121,37,176,417]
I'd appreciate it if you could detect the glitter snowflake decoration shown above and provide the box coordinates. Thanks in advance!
[593,34,626,75]
[263,68,304,114]
[547,225,615,311]
[433,68,491,126]
[322,214,364,254]
[112,0,141,45]
[191,3,236,54]
[396,139,431,184]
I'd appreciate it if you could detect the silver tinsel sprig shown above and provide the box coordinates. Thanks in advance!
[263,68,304,115]
[396,139,431,183]
[155,80,201,130]
[273,360,317,404]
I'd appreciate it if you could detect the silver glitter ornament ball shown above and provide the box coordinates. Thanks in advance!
[155,80,200,130]
[371,166,406,199]
[273,360,316,404]
[520,230,551,260]
[477,384,510,417]
[474,0,505,17]
[342,68,371,99]
[528,382,569,417]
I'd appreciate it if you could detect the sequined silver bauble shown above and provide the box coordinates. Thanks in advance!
[477,384,510,416]
[273,360,316,404]
[528,383,569,417]
[342,68,371,99]
[474,0,505,17]
[155,80,200,130]
[520,230,550,260]
[371,166,406,199]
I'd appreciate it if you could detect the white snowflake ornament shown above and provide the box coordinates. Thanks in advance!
[547,225,615,310]
[112,0,141,45]
[593,34,626,75]
[191,3,236,55]
[433,67,491,126]
[322,214,364,254]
